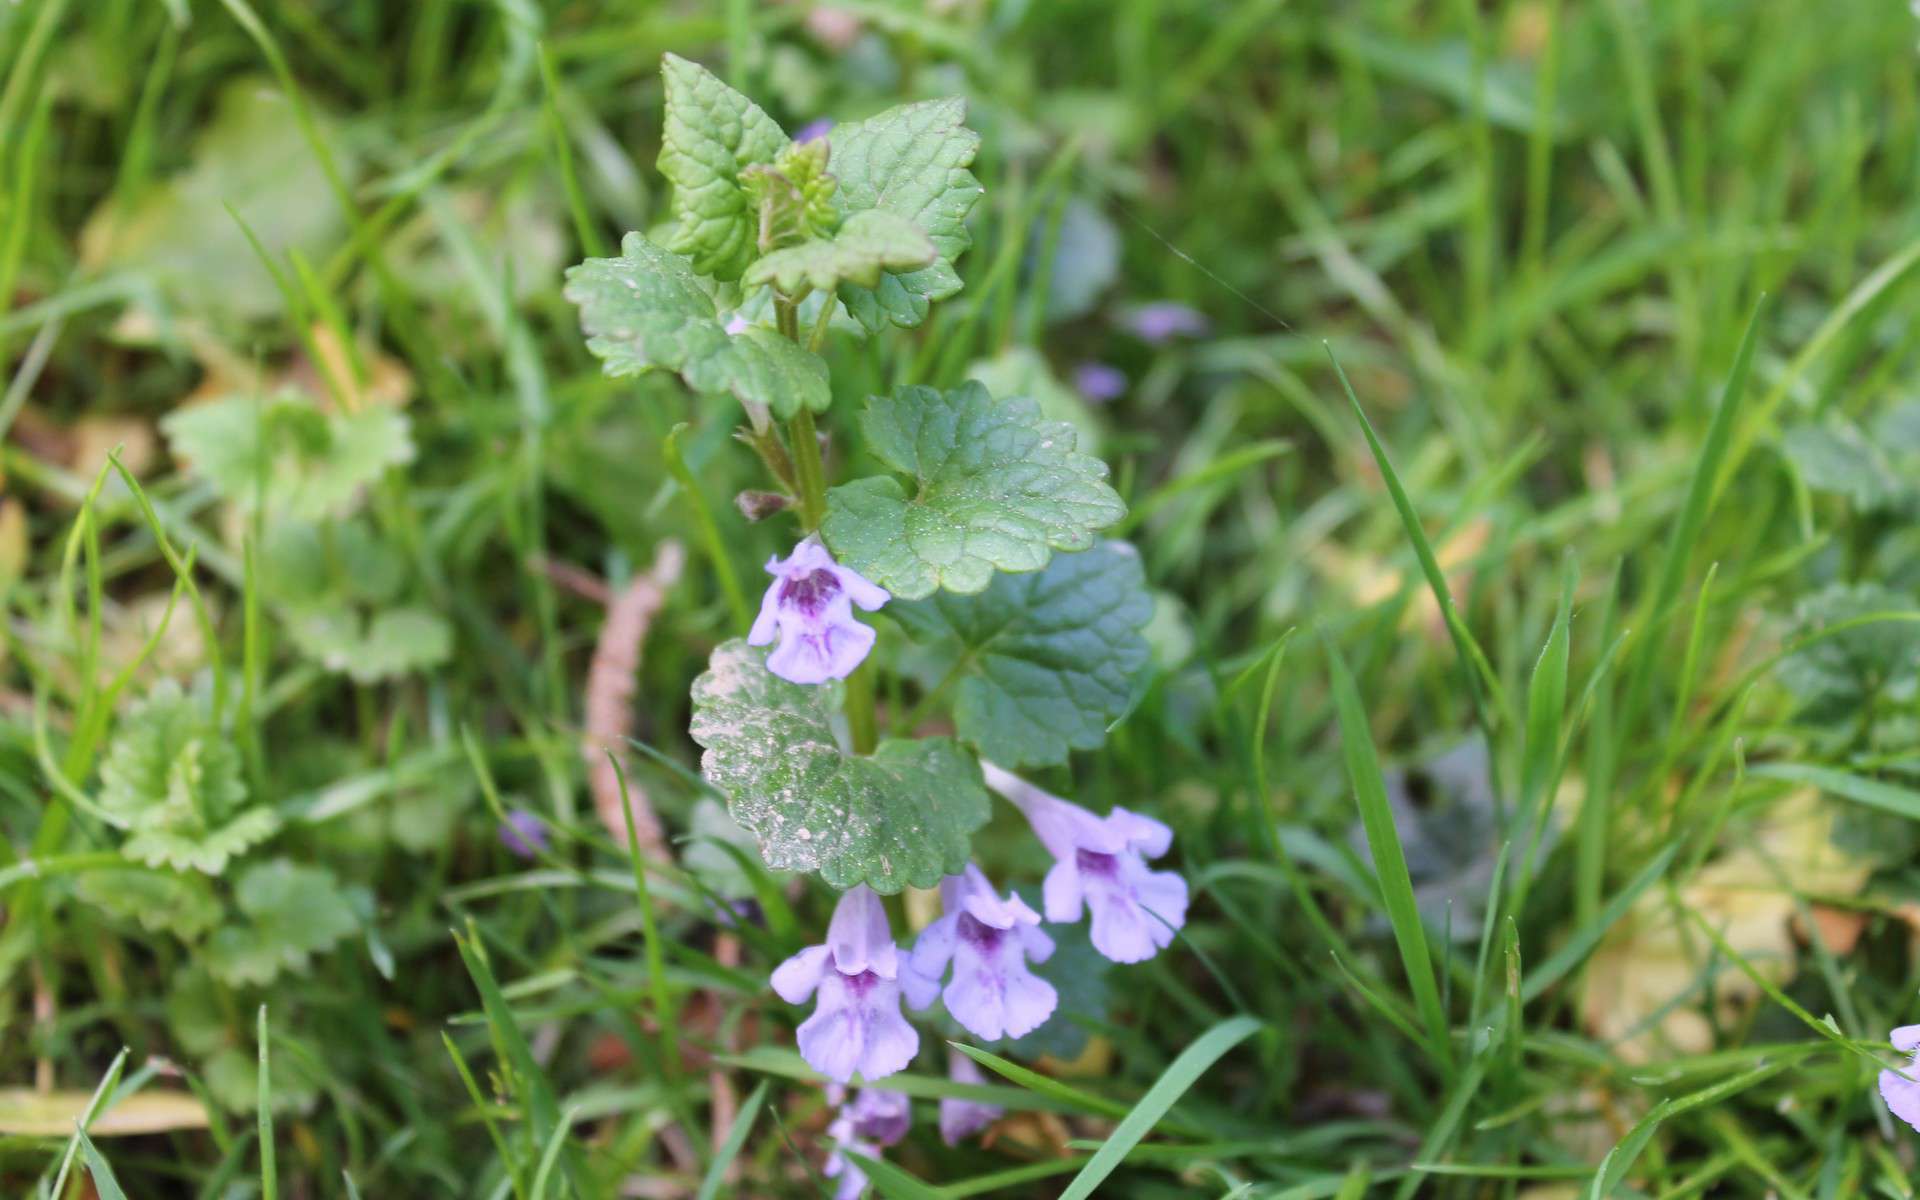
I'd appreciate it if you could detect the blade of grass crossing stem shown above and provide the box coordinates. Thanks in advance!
[1522,843,1676,1004]
[1327,347,1510,738]
[1589,1057,1799,1200]
[1619,297,1767,739]
[1508,559,1573,916]
[442,1031,532,1200]
[1056,1016,1262,1200]
[695,1080,768,1200]
[455,919,577,1187]
[47,1045,128,1199]
[529,1106,584,1200]
[611,754,680,1077]
[949,1043,1131,1120]
[1682,908,1884,1070]
[665,423,751,628]
[842,1149,945,1200]
[77,1130,131,1200]
[536,42,605,259]
[1327,643,1451,1073]
[1749,763,1920,821]
[258,1006,277,1200]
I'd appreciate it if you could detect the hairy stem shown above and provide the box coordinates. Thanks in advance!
[786,408,827,530]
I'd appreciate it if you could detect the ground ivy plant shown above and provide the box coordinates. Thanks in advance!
[567,55,1183,1187]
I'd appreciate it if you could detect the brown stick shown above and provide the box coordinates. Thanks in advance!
[583,541,685,859]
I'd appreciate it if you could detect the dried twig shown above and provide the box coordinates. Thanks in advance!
[583,541,685,858]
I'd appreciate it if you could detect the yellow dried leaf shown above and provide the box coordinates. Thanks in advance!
[0,1087,210,1137]
[1582,791,1870,1062]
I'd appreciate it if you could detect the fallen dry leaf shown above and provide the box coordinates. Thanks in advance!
[0,1086,209,1137]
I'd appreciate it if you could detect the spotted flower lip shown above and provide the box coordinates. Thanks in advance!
[771,885,918,1083]
[1880,1025,1920,1132]
[939,1050,1002,1146]
[904,863,1057,1041]
[824,1086,909,1200]
[982,762,1188,964]
[748,538,889,685]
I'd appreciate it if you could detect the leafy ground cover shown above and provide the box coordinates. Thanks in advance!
[4,0,1920,1196]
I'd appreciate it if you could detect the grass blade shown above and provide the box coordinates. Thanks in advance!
[77,1129,131,1200]
[1327,641,1451,1072]
[695,1080,768,1200]
[1055,1015,1263,1200]
[258,1006,276,1200]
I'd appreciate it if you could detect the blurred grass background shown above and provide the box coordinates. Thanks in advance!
[4,0,1920,1195]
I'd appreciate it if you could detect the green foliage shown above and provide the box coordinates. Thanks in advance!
[1777,583,1920,729]
[822,381,1126,599]
[74,867,222,938]
[98,680,279,875]
[828,98,984,331]
[166,967,321,1114]
[688,640,989,892]
[259,519,451,682]
[1781,405,1920,511]
[657,53,790,280]
[891,543,1152,767]
[565,232,831,417]
[162,392,413,519]
[205,859,362,986]
[743,210,934,297]
[738,137,841,249]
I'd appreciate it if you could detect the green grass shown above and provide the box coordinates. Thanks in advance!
[5,0,1920,1196]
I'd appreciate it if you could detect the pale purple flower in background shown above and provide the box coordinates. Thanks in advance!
[1121,301,1210,343]
[904,864,1056,1041]
[749,538,888,685]
[983,763,1188,964]
[499,809,548,859]
[723,312,752,335]
[1880,1025,1920,1131]
[772,885,919,1082]
[823,1087,909,1200]
[1073,361,1127,403]
[793,117,836,144]
[939,1050,1002,1146]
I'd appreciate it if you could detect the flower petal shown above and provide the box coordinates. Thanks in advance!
[1885,1066,1920,1133]
[1109,805,1173,858]
[1893,1025,1920,1053]
[1042,859,1085,924]
[829,885,898,979]
[771,944,832,1003]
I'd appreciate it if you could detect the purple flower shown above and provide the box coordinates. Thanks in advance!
[984,763,1188,964]
[499,809,548,859]
[749,538,889,685]
[772,885,919,1083]
[1881,1025,1920,1131]
[723,312,752,335]
[939,1050,1002,1146]
[793,118,836,144]
[823,1087,909,1200]
[1073,361,1127,403]
[903,864,1056,1041]
[1121,301,1210,344]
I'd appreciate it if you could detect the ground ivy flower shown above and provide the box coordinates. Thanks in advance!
[749,538,889,685]
[983,763,1188,964]
[823,1087,910,1200]
[772,885,919,1082]
[1121,300,1210,343]
[1073,361,1127,403]
[939,1050,1002,1146]
[904,864,1056,1041]
[498,809,548,859]
[1881,1025,1920,1131]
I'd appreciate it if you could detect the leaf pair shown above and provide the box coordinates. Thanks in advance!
[656,52,978,323]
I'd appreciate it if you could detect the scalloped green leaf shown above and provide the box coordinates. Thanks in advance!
[891,543,1152,766]
[285,603,452,684]
[821,381,1125,599]
[1781,418,1909,511]
[100,680,279,875]
[1777,582,1920,726]
[744,210,935,296]
[162,392,413,520]
[76,867,223,939]
[658,53,790,281]
[564,232,830,418]
[829,97,984,331]
[204,859,361,986]
[688,640,989,893]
